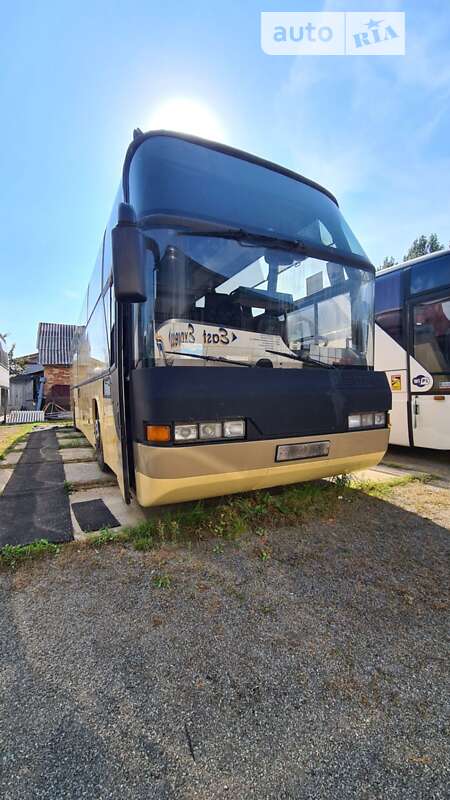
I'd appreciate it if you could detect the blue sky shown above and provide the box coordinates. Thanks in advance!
[0,0,449,354]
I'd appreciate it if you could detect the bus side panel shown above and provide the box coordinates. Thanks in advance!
[73,378,122,474]
[375,324,409,446]
[101,378,122,475]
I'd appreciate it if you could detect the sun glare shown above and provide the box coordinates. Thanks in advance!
[147,98,226,143]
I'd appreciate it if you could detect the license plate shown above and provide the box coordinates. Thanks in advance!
[276,441,330,462]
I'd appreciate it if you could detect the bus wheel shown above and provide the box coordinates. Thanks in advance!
[94,416,108,473]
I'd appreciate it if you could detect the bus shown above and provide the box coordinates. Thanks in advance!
[0,337,9,422]
[375,249,450,449]
[72,130,390,506]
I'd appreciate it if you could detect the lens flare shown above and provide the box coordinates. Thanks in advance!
[147,98,226,142]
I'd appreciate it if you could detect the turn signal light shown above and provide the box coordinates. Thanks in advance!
[146,425,171,443]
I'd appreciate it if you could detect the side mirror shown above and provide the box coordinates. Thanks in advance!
[112,203,147,302]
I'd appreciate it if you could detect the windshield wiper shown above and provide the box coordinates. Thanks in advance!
[265,349,335,369]
[165,350,253,368]
[177,225,307,256]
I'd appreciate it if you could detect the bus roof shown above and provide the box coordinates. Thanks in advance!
[377,247,450,277]
[123,129,339,207]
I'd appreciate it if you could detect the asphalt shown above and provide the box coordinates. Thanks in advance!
[0,429,73,547]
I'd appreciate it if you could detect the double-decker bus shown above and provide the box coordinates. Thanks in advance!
[375,249,450,449]
[72,130,390,506]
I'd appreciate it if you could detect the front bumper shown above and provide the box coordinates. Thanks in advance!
[133,428,389,507]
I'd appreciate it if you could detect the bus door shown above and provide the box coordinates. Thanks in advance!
[408,290,450,449]
[110,303,132,503]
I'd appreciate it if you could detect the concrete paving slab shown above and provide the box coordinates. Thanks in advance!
[11,441,27,451]
[0,451,23,467]
[60,447,95,463]
[69,486,146,537]
[353,464,425,484]
[64,461,117,490]
[0,469,13,495]
[382,445,450,484]
[57,431,86,440]
[58,439,89,450]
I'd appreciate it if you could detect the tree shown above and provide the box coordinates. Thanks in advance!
[378,256,396,271]
[404,233,443,261]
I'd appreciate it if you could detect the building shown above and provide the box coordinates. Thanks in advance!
[8,363,44,412]
[0,337,9,420]
[37,323,78,410]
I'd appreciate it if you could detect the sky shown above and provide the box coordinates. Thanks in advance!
[0,0,449,354]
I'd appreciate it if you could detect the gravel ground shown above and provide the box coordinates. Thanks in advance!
[0,481,449,799]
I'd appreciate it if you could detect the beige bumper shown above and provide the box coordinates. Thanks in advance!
[133,428,389,507]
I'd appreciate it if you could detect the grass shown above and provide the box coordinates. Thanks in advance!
[0,473,431,570]
[0,538,60,569]
[153,574,171,589]
[349,473,428,498]
[0,425,37,459]
[80,479,347,555]
[0,421,73,459]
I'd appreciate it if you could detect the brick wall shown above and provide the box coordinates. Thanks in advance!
[44,365,72,408]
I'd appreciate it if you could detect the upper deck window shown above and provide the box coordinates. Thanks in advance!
[410,254,450,295]
[375,270,403,346]
[128,135,369,264]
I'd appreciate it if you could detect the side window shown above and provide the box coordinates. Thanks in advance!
[84,298,109,376]
[87,236,105,320]
[103,283,116,366]
[414,297,450,373]
[79,290,88,327]
[103,186,122,291]
[375,271,403,346]
[410,254,450,295]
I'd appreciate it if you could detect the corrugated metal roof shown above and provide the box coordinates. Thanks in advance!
[37,323,78,366]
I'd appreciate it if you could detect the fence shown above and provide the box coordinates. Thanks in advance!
[5,410,45,424]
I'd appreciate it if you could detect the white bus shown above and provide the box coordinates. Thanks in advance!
[375,249,450,449]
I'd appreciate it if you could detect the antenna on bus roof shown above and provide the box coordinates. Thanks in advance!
[133,128,143,139]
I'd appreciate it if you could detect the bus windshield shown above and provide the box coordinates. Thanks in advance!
[128,135,374,370]
[134,226,374,369]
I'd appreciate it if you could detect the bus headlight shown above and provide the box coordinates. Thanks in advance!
[348,412,386,430]
[199,422,223,440]
[174,423,198,441]
[223,420,245,439]
[171,419,246,443]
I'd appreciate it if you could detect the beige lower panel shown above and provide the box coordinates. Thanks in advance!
[134,429,388,507]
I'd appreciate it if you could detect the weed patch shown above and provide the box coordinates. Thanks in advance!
[153,573,171,589]
[0,539,60,569]
[352,474,426,498]
[88,528,126,547]
[117,480,344,553]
